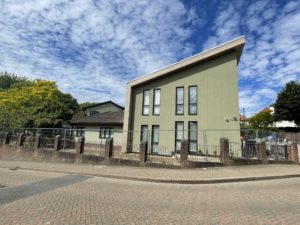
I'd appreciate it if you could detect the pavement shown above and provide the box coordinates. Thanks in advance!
[0,159,300,184]
[1,167,300,225]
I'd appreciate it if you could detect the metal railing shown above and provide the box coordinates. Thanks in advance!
[0,127,297,164]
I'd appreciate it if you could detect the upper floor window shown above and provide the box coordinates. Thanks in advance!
[153,89,161,115]
[142,90,150,115]
[89,111,100,116]
[176,87,184,115]
[189,86,197,115]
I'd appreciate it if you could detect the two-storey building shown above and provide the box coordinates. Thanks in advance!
[123,36,245,155]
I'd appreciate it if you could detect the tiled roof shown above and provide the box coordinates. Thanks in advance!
[71,111,124,126]
[83,100,124,111]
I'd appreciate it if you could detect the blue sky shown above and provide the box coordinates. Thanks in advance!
[0,0,299,116]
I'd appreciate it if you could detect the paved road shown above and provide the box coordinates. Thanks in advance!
[1,160,300,183]
[0,168,300,225]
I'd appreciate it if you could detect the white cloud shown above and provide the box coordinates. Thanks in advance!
[0,0,201,104]
[204,0,300,116]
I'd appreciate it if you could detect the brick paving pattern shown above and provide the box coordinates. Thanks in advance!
[0,167,63,187]
[0,167,300,225]
[0,160,299,182]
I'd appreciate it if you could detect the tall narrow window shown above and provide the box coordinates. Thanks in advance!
[189,86,197,115]
[188,122,197,153]
[142,90,150,115]
[151,125,159,153]
[140,125,148,142]
[175,122,184,151]
[176,87,184,115]
[153,89,161,115]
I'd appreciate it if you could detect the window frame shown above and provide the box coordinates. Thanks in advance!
[89,111,100,116]
[175,121,184,152]
[140,125,148,142]
[152,88,161,115]
[142,90,150,116]
[188,121,198,153]
[176,86,184,115]
[188,85,197,115]
[99,127,113,139]
[75,127,85,137]
[151,125,160,154]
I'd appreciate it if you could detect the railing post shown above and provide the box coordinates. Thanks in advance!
[35,134,41,150]
[288,141,299,164]
[17,133,25,146]
[3,132,11,146]
[220,138,230,163]
[256,138,267,163]
[54,135,61,151]
[104,138,113,159]
[180,139,189,167]
[139,141,148,162]
[76,136,85,155]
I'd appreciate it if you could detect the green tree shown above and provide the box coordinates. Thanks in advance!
[71,102,98,121]
[274,81,300,127]
[247,109,274,130]
[0,71,31,90]
[0,80,79,128]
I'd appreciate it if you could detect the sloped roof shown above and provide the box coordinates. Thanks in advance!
[83,100,124,111]
[71,111,124,126]
[127,36,245,87]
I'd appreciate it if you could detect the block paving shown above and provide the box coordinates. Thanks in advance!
[0,167,300,224]
[0,160,300,183]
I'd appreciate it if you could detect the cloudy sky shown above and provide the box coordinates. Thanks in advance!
[0,0,299,116]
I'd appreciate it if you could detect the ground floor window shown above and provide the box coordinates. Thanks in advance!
[151,125,159,153]
[75,127,85,137]
[99,128,113,139]
[140,125,148,142]
[175,122,184,151]
[188,121,197,153]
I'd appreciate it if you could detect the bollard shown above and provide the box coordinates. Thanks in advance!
[139,141,148,162]
[180,139,189,167]
[256,139,267,163]
[288,142,299,163]
[54,135,61,151]
[35,134,41,150]
[76,136,85,155]
[3,132,11,146]
[17,133,25,146]
[104,138,113,159]
[220,138,230,163]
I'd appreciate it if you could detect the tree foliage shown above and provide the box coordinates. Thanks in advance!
[71,102,98,121]
[0,79,79,128]
[0,71,31,90]
[247,109,274,130]
[274,81,300,127]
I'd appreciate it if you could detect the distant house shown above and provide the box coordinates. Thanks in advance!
[83,101,124,116]
[123,36,245,154]
[71,101,124,144]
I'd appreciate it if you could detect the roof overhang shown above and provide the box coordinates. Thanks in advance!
[127,36,245,87]
[70,121,123,126]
